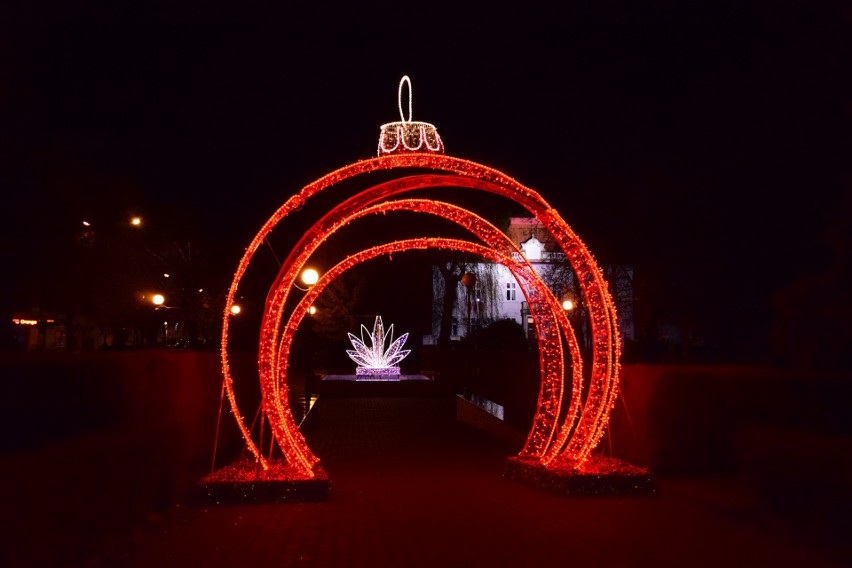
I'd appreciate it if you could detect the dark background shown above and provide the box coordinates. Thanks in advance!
[1,2,849,365]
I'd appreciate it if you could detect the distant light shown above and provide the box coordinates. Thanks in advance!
[230,304,242,315]
[301,268,319,286]
[131,217,142,226]
[308,305,317,315]
[198,288,204,293]
[82,221,91,227]
[163,273,170,278]
[152,294,165,306]
[562,300,574,311]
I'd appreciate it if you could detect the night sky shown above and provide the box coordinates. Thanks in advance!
[2,2,849,362]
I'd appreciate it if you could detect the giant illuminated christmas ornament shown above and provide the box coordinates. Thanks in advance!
[203,76,652,502]
[347,316,410,378]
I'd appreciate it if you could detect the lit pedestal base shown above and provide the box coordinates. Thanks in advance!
[199,457,330,504]
[356,374,400,381]
[504,455,656,496]
[355,367,400,381]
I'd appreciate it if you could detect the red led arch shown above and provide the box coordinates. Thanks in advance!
[255,189,584,465]
[220,154,620,477]
[267,237,576,476]
[258,199,583,476]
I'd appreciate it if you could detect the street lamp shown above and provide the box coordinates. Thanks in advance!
[301,268,319,286]
[294,268,320,292]
[230,304,242,316]
[149,293,178,311]
[146,293,176,346]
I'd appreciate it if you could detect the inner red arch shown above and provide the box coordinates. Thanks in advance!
[258,200,583,476]
[269,237,576,476]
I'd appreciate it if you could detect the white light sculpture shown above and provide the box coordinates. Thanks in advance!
[346,316,410,376]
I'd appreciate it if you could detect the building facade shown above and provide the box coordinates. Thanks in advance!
[428,217,634,349]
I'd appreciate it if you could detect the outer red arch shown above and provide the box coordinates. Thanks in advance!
[220,154,619,472]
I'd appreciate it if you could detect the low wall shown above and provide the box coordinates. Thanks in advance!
[608,364,852,524]
[457,363,851,519]
[456,396,526,451]
[0,350,253,566]
[1,353,849,563]
[609,364,852,476]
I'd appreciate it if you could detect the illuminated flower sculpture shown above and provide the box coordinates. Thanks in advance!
[346,316,410,377]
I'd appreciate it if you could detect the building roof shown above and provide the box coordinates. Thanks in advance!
[506,217,557,251]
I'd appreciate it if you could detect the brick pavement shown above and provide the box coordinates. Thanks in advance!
[64,396,852,567]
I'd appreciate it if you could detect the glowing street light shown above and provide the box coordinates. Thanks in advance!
[152,294,165,306]
[308,305,317,316]
[301,268,319,287]
[131,216,142,227]
[230,304,242,316]
[562,299,574,311]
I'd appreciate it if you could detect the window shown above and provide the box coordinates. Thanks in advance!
[521,236,543,260]
[506,282,517,301]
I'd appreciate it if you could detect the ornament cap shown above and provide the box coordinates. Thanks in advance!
[378,76,444,156]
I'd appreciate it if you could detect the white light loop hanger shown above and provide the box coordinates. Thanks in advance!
[378,75,444,156]
[398,75,413,123]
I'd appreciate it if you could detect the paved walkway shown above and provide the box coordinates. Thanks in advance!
[43,396,852,566]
